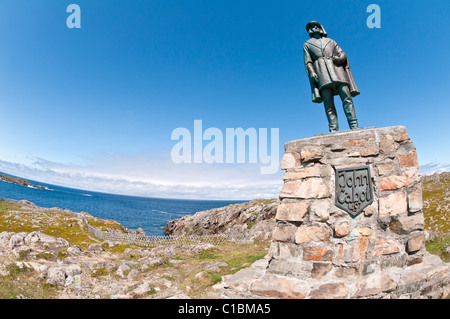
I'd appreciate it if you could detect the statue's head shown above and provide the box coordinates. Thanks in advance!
[306,21,327,38]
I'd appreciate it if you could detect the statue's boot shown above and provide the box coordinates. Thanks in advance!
[322,88,339,132]
[342,96,359,130]
[348,119,359,130]
[329,121,339,132]
[336,84,359,130]
[325,106,339,132]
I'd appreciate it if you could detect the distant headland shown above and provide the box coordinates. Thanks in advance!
[0,173,50,190]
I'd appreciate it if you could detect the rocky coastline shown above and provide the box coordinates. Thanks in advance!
[0,198,273,299]
[0,174,50,190]
[0,172,448,299]
[164,198,278,242]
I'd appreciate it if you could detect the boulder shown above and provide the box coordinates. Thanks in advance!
[65,264,81,277]
[132,282,153,297]
[116,264,130,277]
[9,233,25,249]
[46,267,66,286]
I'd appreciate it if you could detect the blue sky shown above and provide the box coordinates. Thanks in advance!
[0,0,449,199]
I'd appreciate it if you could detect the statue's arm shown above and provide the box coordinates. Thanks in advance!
[332,40,348,66]
[303,44,318,82]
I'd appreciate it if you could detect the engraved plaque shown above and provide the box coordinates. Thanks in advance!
[335,166,373,217]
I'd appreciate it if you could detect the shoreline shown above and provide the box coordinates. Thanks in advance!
[0,173,51,191]
[0,198,271,299]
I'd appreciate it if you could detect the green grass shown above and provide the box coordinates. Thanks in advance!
[425,235,450,263]
[422,173,450,261]
[91,267,112,278]
[0,277,58,299]
[168,239,270,298]
[0,264,59,299]
[422,173,450,234]
[0,199,137,252]
[0,200,23,213]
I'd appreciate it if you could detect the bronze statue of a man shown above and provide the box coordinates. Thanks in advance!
[303,21,360,132]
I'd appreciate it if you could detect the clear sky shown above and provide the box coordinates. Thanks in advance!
[0,0,449,200]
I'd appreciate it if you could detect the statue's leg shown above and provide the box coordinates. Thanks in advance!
[337,84,358,129]
[321,88,339,132]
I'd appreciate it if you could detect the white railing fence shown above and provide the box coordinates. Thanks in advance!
[74,212,231,247]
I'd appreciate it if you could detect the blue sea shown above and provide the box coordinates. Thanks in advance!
[0,174,245,236]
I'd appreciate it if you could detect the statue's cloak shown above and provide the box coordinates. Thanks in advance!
[303,37,360,103]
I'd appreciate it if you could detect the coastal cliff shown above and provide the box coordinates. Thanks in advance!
[164,198,278,241]
[0,174,50,190]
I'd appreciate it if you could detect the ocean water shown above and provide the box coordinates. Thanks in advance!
[0,175,245,236]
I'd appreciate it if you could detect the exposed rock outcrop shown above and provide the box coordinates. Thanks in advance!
[164,199,278,242]
[0,174,50,190]
[0,229,226,299]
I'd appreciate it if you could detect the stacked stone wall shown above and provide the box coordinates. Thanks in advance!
[256,126,450,298]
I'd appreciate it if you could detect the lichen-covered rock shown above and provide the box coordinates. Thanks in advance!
[46,267,66,286]
[163,199,278,241]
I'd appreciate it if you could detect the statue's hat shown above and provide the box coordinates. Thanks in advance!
[306,21,327,37]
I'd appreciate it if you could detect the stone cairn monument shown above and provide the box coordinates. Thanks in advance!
[217,22,449,299]
[256,126,449,298]
[217,126,449,299]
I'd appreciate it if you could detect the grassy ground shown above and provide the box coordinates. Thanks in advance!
[0,200,138,298]
[164,240,269,298]
[422,172,450,262]
[0,265,58,299]
[0,200,131,250]
[422,172,450,234]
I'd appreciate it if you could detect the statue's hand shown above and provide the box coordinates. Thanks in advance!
[332,55,346,66]
[332,57,341,66]
[311,73,319,83]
